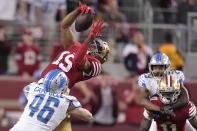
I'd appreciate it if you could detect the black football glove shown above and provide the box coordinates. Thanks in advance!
[159,107,175,117]
[149,111,161,120]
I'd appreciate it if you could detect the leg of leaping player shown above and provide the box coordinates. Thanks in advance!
[56,114,71,131]
[51,2,109,131]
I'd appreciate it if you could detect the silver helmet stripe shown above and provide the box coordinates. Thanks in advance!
[167,75,170,88]
[95,62,99,76]
[92,62,97,76]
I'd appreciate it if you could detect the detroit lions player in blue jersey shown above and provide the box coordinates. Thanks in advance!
[10,69,93,131]
[138,53,189,115]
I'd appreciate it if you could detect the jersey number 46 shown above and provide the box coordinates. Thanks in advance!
[29,94,60,124]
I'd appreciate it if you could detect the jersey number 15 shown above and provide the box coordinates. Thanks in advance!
[52,51,74,72]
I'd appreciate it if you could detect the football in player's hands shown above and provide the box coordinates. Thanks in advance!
[75,11,94,32]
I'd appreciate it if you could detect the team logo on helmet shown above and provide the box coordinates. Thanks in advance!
[43,69,69,94]
[157,75,180,105]
[149,53,171,77]
[89,38,110,64]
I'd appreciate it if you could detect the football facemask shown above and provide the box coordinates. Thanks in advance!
[88,38,110,64]
[157,75,180,105]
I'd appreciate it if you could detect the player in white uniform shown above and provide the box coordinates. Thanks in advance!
[138,53,191,130]
[10,69,93,131]
[139,75,197,131]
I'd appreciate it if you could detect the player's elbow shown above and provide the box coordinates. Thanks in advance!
[83,111,93,121]
[60,22,69,29]
[137,97,146,107]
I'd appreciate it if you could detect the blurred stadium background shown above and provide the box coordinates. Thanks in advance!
[0,0,197,130]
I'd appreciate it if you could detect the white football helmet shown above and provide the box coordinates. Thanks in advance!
[157,75,180,105]
[149,53,171,76]
[43,69,69,94]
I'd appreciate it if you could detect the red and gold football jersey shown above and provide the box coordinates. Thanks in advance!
[150,97,196,131]
[41,42,102,89]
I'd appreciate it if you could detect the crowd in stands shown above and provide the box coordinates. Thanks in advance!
[15,27,41,78]
[0,0,192,76]
[0,0,195,128]
[150,0,197,24]
[0,106,14,127]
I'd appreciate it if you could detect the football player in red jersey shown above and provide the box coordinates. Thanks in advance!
[139,75,197,131]
[40,2,109,131]
[41,2,110,92]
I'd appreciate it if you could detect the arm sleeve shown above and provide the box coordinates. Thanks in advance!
[18,91,28,106]
[138,75,147,88]
[188,102,197,120]
[83,57,102,77]
[176,70,185,83]
[74,42,90,67]
[24,85,32,100]
[66,95,82,108]
[24,85,30,93]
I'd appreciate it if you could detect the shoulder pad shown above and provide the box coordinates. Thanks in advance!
[169,70,185,83]
[24,82,37,93]
[138,74,148,88]
[66,95,81,108]
[188,101,196,119]
[65,95,77,101]
[144,73,153,78]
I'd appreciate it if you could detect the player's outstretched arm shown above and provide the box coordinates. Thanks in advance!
[61,8,80,29]
[68,105,93,121]
[60,8,80,50]
[189,115,197,129]
[167,83,189,110]
[74,20,106,74]
[61,2,94,50]
[138,86,160,111]
[61,2,94,29]
[139,117,152,131]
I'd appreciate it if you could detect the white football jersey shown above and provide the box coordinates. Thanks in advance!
[138,70,185,97]
[10,83,81,131]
